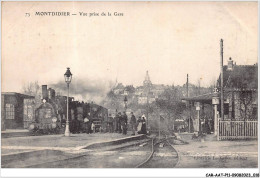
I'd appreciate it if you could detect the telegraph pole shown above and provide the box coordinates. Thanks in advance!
[220,39,224,121]
[186,74,189,98]
[187,74,191,133]
[146,86,150,128]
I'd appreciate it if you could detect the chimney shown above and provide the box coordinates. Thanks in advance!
[42,85,48,100]
[227,57,234,71]
[48,88,56,100]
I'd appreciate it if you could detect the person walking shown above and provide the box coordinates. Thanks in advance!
[130,112,136,135]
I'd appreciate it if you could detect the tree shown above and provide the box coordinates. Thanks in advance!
[22,81,40,96]
[125,85,135,94]
[155,85,186,131]
[238,90,254,120]
[22,81,41,106]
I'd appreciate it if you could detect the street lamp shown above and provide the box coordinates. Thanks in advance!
[212,88,220,137]
[64,67,72,137]
[124,96,128,112]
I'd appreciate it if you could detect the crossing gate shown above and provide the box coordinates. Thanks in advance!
[218,119,258,140]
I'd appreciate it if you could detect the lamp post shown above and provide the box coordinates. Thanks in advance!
[124,96,128,112]
[212,88,220,137]
[64,67,72,137]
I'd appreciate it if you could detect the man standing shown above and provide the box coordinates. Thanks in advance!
[108,114,113,133]
[118,112,122,133]
[83,117,89,133]
[114,113,119,133]
[130,112,136,135]
[122,112,128,135]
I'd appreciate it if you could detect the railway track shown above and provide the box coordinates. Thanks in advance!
[4,135,185,168]
[136,135,181,168]
[21,138,153,168]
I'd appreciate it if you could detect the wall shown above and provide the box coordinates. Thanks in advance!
[2,94,24,129]
[1,95,6,130]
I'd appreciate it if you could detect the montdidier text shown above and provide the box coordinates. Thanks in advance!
[35,12,70,16]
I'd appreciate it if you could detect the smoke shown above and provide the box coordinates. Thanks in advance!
[50,78,114,104]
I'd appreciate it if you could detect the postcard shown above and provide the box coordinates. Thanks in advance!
[1,1,258,177]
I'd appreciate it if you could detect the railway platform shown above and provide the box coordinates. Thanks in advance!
[1,129,32,138]
[1,132,147,168]
[1,132,146,155]
[174,133,258,168]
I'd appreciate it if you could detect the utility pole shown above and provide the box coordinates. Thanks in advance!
[159,116,161,140]
[186,74,189,98]
[146,87,150,128]
[220,39,224,121]
[198,78,201,95]
[187,74,191,133]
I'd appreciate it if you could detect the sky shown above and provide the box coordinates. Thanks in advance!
[1,2,258,102]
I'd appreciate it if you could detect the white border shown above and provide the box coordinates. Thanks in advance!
[1,168,260,178]
[1,0,259,178]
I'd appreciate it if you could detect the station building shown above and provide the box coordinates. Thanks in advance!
[1,92,35,130]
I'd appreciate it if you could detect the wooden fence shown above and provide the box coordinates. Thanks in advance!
[218,120,258,140]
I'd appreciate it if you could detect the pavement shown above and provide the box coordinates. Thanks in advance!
[1,131,148,168]
[1,131,258,168]
[1,132,145,155]
[1,129,32,138]
[174,133,258,168]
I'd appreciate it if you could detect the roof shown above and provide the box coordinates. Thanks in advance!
[182,93,215,104]
[218,64,258,90]
[152,84,165,90]
[1,92,35,99]
[114,83,124,90]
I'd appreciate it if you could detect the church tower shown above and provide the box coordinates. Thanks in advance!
[143,71,152,87]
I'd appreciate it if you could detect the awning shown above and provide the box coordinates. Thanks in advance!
[182,93,217,104]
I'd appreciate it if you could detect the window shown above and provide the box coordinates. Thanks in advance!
[5,104,15,120]
[24,99,34,121]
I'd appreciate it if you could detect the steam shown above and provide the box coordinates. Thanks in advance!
[50,78,114,104]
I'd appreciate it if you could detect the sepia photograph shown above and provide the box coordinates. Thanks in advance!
[0,1,259,176]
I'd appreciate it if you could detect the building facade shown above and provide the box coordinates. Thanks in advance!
[1,93,35,130]
[217,58,258,121]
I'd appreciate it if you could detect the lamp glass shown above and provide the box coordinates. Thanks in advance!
[64,67,72,83]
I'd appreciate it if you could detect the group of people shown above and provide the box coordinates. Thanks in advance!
[69,111,148,135]
[107,112,147,135]
[70,117,96,134]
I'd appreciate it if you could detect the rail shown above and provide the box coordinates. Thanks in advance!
[135,135,180,168]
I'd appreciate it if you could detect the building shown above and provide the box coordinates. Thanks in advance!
[182,58,258,140]
[138,95,155,105]
[217,58,258,121]
[1,92,35,130]
[113,83,125,95]
[151,84,166,98]
[137,71,166,105]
